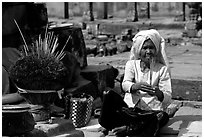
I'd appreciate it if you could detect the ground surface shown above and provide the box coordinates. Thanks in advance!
[51,16,202,81]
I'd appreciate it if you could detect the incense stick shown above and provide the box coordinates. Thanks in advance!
[150,58,154,86]
[14,19,29,56]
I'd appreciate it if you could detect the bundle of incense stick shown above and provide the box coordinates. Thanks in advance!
[149,58,155,87]
[14,19,70,61]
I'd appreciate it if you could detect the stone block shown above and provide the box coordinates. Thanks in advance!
[186,22,197,30]
[98,23,139,35]
[159,105,202,136]
[165,100,182,118]
[80,65,118,97]
[64,78,98,98]
[23,118,84,137]
[34,118,75,136]
[55,130,84,137]
[187,29,197,38]
[49,26,87,68]
[86,23,99,36]
[81,131,105,137]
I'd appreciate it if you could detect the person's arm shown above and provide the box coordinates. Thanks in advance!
[122,60,135,93]
[2,93,24,105]
[122,60,155,95]
[158,66,172,104]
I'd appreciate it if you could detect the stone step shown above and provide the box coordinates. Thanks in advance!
[159,104,202,137]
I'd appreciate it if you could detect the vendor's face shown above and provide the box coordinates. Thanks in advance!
[140,39,156,63]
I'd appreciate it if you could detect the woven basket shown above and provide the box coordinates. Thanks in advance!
[69,94,93,128]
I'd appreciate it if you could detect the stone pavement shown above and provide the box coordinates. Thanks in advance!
[159,101,202,137]
[74,100,202,137]
[20,98,201,137]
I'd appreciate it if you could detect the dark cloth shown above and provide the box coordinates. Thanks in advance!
[99,90,128,131]
[98,90,169,136]
[2,111,35,136]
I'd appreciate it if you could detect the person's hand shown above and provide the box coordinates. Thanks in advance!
[112,126,127,136]
[131,83,164,101]
[154,87,164,102]
[131,82,155,94]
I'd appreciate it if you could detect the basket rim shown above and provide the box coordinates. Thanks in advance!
[17,87,64,94]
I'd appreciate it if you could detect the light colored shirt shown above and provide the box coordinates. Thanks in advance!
[122,60,172,111]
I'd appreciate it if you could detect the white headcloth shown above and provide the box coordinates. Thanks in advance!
[130,29,169,71]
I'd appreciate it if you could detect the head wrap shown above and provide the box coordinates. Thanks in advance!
[130,29,170,71]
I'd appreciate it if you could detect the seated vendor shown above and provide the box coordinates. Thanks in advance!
[98,29,172,137]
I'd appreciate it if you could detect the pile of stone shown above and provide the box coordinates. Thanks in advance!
[182,13,202,38]
[84,28,134,57]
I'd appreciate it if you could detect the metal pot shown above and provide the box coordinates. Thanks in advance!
[2,104,35,136]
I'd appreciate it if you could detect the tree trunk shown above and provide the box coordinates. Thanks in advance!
[64,2,69,19]
[147,2,150,19]
[133,2,138,22]
[89,2,94,21]
[104,2,108,19]
[183,2,186,21]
